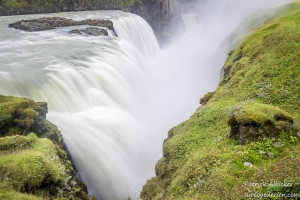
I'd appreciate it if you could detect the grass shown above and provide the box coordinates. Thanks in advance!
[0,183,43,200]
[141,2,300,199]
[0,96,89,199]
[0,133,66,198]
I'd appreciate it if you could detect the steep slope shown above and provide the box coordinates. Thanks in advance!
[141,2,300,199]
[0,96,90,199]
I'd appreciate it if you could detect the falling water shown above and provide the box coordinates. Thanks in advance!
[0,0,292,199]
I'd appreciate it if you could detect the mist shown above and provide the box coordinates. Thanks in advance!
[149,0,293,129]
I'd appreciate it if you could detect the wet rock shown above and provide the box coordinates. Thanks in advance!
[8,17,77,31]
[9,17,116,36]
[69,27,108,36]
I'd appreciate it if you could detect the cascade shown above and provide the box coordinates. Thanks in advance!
[0,1,292,199]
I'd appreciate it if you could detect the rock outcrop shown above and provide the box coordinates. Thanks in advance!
[227,102,298,145]
[69,27,108,36]
[0,95,92,199]
[9,17,116,36]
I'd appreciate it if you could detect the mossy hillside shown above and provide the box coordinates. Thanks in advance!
[141,2,300,199]
[0,96,90,199]
[0,183,43,200]
[0,134,63,191]
[0,95,63,147]
[0,133,89,199]
[227,3,300,51]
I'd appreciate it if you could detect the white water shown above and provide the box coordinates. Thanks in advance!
[0,0,292,199]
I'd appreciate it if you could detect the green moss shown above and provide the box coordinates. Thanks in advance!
[0,96,88,199]
[0,183,43,200]
[0,133,67,198]
[141,2,300,199]
[0,133,35,151]
[199,92,215,105]
[43,120,64,147]
[0,95,34,124]
[235,103,292,124]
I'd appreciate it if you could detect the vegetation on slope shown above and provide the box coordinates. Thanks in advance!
[0,96,90,199]
[141,2,300,199]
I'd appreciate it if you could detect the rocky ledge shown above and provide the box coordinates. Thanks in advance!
[8,17,116,36]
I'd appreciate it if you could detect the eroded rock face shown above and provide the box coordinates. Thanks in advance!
[69,27,108,36]
[8,17,116,36]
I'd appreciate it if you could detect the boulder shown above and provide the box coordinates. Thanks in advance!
[228,102,298,145]
[9,17,117,36]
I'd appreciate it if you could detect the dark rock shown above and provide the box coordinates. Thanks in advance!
[130,0,184,46]
[9,17,116,36]
[229,118,283,145]
[79,19,115,33]
[233,53,243,62]
[274,114,293,123]
[223,65,232,79]
[69,27,108,36]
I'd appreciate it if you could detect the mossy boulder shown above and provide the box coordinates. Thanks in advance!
[228,102,298,145]
[0,96,91,199]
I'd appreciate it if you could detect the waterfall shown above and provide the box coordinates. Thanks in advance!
[0,0,292,199]
[0,11,162,199]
